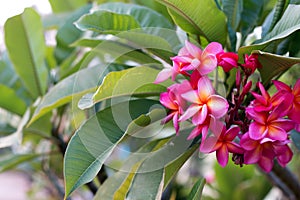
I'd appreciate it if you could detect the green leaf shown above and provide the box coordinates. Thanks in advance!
[156,0,227,45]
[0,154,39,172]
[49,0,89,13]
[0,84,27,115]
[28,66,101,125]
[63,99,159,198]
[55,4,92,64]
[97,3,173,29]
[80,67,171,109]
[126,130,198,200]
[252,50,300,84]
[291,130,300,151]
[239,4,300,56]
[94,138,169,200]
[75,10,141,33]
[187,178,206,200]
[4,8,48,98]
[222,0,243,31]
[239,0,264,42]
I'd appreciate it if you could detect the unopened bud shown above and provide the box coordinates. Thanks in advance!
[242,81,252,95]
[236,69,241,88]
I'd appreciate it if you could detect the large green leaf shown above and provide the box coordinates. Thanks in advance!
[252,50,300,84]
[98,3,173,29]
[156,0,227,45]
[222,0,243,31]
[4,8,48,98]
[126,129,198,200]
[55,4,92,64]
[28,66,101,125]
[75,10,141,33]
[239,4,300,56]
[187,178,206,200]
[94,138,171,200]
[63,99,160,198]
[49,0,89,13]
[79,66,171,109]
[0,84,27,115]
[239,0,264,42]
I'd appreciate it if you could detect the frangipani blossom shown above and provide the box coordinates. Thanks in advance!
[159,81,190,133]
[241,54,262,75]
[251,82,291,113]
[201,126,244,167]
[154,41,222,83]
[240,132,293,172]
[179,76,228,125]
[246,107,295,141]
[273,79,300,123]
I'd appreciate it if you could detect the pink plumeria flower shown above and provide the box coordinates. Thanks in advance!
[216,51,239,72]
[246,106,295,141]
[179,76,229,125]
[251,82,290,113]
[159,81,190,134]
[273,79,300,123]
[154,41,222,83]
[240,132,293,172]
[201,125,244,167]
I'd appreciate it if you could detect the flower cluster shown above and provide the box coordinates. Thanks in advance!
[155,40,299,172]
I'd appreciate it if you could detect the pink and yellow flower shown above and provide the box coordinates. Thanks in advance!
[240,132,293,172]
[246,106,294,141]
[154,41,222,83]
[179,76,229,126]
[201,125,244,167]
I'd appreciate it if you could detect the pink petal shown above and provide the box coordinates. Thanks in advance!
[227,142,244,154]
[267,125,287,141]
[202,42,223,57]
[160,92,177,110]
[216,145,229,167]
[192,104,208,125]
[249,122,267,140]
[223,126,240,141]
[276,145,293,167]
[207,95,228,118]
[240,133,258,150]
[187,125,202,140]
[244,147,262,164]
[271,119,295,132]
[208,116,224,137]
[173,112,180,134]
[185,40,202,58]
[246,107,267,123]
[258,82,270,100]
[154,68,172,83]
[189,70,201,89]
[258,156,274,172]
[200,135,219,153]
[197,76,214,102]
[273,80,291,92]
[161,112,175,124]
[289,103,300,123]
[198,55,217,75]
[181,90,200,104]
[179,104,201,122]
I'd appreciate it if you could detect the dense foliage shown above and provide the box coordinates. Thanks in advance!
[1,0,300,199]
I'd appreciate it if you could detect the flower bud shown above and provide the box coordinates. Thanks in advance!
[242,54,262,75]
[217,52,239,72]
